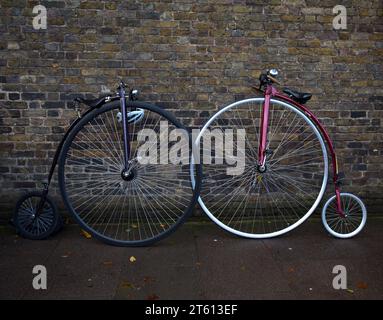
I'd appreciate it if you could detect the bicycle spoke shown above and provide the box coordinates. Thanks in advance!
[61,104,197,245]
[198,98,327,237]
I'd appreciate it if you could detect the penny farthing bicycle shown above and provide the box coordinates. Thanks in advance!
[13,81,202,246]
[191,69,367,239]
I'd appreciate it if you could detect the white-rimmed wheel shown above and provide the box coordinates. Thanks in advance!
[191,98,328,238]
[322,193,367,238]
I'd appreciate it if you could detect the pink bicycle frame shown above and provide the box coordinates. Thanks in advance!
[258,84,344,216]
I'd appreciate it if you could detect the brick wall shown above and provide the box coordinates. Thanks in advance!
[0,0,382,220]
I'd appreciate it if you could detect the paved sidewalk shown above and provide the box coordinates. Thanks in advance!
[0,217,382,300]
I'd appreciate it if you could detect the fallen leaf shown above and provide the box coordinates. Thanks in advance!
[147,294,159,300]
[288,267,295,273]
[52,63,59,69]
[103,261,113,266]
[129,256,137,263]
[61,251,72,258]
[347,289,354,294]
[195,262,202,267]
[120,281,135,289]
[81,229,92,239]
[131,224,138,229]
[240,266,246,271]
[357,282,368,289]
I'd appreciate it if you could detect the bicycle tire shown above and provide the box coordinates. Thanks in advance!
[13,191,60,240]
[59,100,201,246]
[192,97,328,238]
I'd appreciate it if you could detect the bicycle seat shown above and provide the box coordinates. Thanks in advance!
[283,88,312,104]
[74,95,109,108]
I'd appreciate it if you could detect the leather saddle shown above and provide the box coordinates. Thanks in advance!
[74,94,110,108]
[283,88,312,104]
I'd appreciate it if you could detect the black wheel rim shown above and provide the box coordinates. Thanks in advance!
[17,196,55,236]
[59,102,201,246]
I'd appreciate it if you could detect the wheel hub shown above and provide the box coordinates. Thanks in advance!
[121,168,136,181]
[257,164,267,173]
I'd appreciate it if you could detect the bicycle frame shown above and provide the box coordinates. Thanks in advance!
[33,105,97,215]
[118,84,131,170]
[259,84,344,216]
[36,87,132,215]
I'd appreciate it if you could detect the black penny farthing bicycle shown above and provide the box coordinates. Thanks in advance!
[13,81,202,246]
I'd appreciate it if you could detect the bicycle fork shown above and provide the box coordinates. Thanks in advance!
[118,83,133,180]
[257,85,276,170]
[258,85,345,217]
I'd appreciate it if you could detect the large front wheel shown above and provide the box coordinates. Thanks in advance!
[59,101,201,246]
[193,98,328,238]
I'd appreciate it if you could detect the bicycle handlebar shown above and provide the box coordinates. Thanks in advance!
[259,69,282,87]
[267,74,281,85]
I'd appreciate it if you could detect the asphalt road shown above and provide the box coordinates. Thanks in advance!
[0,217,382,300]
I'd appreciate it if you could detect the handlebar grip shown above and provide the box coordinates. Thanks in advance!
[267,75,281,85]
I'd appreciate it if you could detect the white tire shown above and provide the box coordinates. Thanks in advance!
[322,192,367,238]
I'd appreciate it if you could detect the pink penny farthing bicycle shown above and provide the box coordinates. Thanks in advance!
[193,69,367,239]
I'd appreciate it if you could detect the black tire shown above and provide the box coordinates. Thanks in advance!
[58,100,201,246]
[13,191,60,240]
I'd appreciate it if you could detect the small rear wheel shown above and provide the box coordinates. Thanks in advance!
[322,192,367,238]
[13,191,60,240]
